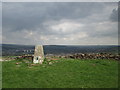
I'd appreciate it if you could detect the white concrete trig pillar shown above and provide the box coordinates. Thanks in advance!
[33,45,44,64]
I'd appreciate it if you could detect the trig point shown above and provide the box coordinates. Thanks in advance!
[33,45,44,64]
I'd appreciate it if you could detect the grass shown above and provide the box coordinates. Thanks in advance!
[2,58,118,88]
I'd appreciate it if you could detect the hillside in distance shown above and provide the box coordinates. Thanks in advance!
[1,44,119,56]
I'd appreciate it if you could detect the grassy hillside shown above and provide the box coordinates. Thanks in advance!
[2,58,118,88]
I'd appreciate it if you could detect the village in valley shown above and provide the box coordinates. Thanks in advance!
[1,44,119,65]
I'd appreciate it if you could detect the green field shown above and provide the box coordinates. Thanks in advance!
[2,58,118,88]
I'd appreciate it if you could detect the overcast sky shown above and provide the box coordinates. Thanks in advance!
[2,2,118,45]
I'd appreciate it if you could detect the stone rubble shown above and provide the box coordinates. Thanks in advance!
[14,53,120,61]
[61,53,120,60]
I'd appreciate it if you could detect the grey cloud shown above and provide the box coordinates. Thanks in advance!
[109,2,120,22]
[84,22,118,38]
[2,2,118,45]
[3,2,107,32]
[110,8,118,22]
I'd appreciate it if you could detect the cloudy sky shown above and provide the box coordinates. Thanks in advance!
[2,2,118,45]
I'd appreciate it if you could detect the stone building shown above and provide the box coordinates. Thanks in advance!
[33,45,44,64]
